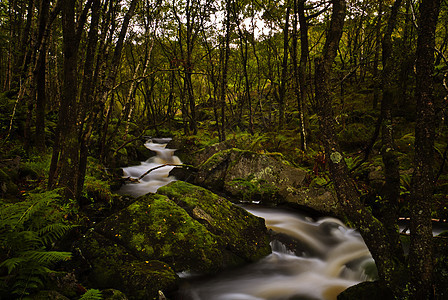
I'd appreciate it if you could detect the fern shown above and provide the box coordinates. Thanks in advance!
[79,289,103,300]
[0,190,76,298]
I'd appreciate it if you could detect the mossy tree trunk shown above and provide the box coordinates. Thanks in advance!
[379,0,405,263]
[314,0,405,296]
[55,0,83,199]
[409,0,441,298]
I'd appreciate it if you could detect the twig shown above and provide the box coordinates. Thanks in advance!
[124,164,198,181]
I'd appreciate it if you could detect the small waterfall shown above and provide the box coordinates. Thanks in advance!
[179,207,375,300]
[118,138,181,197]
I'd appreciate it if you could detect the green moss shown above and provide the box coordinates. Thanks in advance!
[158,181,271,262]
[74,231,178,300]
[96,193,226,272]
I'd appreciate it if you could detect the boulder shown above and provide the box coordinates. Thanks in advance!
[157,181,271,263]
[337,281,394,300]
[76,181,271,295]
[195,148,340,215]
[74,230,178,300]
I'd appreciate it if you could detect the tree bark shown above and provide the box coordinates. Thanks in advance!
[278,2,291,130]
[314,0,404,295]
[409,0,441,298]
[219,0,231,141]
[296,0,308,150]
[57,0,80,199]
[379,0,404,263]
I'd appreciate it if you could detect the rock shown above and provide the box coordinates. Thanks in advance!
[157,181,272,263]
[337,281,394,300]
[194,148,341,215]
[102,289,128,299]
[45,272,80,298]
[90,182,270,274]
[30,290,70,300]
[74,230,178,300]
[196,148,305,193]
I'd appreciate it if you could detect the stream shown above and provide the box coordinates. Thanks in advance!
[118,139,376,300]
[176,206,374,300]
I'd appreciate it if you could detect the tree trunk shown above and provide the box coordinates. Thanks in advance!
[278,2,291,130]
[219,0,231,142]
[409,0,441,298]
[296,0,308,150]
[372,1,383,109]
[314,0,404,295]
[57,0,80,199]
[35,0,52,151]
[379,0,404,262]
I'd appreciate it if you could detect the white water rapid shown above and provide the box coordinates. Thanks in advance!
[178,207,375,300]
[118,138,182,197]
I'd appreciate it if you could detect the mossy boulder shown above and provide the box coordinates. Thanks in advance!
[195,148,340,214]
[74,230,178,300]
[92,182,270,274]
[102,289,128,299]
[196,148,306,200]
[157,181,271,263]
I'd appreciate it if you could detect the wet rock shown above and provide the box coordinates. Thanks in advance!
[194,148,340,214]
[74,230,178,300]
[196,149,305,193]
[90,182,270,275]
[337,281,394,300]
[158,181,271,263]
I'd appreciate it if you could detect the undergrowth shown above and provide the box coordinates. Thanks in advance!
[0,189,76,298]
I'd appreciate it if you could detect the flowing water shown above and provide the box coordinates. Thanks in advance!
[118,138,182,197]
[177,207,375,300]
[118,139,375,300]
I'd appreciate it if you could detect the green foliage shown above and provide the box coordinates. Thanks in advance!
[79,289,103,300]
[21,154,51,178]
[0,190,75,298]
[400,173,412,198]
[83,176,113,204]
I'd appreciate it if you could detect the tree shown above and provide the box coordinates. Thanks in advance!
[409,0,441,298]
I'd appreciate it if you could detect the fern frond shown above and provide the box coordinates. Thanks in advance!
[11,272,44,296]
[80,289,103,300]
[0,257,26,274]
[22,250,72,266]
[38,224,78,246]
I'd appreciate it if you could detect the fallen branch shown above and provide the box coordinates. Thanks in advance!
[122,164,198,182]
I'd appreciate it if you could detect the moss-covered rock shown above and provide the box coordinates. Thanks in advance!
[94,183,270,273]
[102,289,128,300]
[74,231,178,300]
[194,148,341,215]
[158,181,271,263]
[196,148,306,200]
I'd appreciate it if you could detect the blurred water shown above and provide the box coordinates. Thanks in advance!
[118,139,181,197]
[178,207,375,300]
